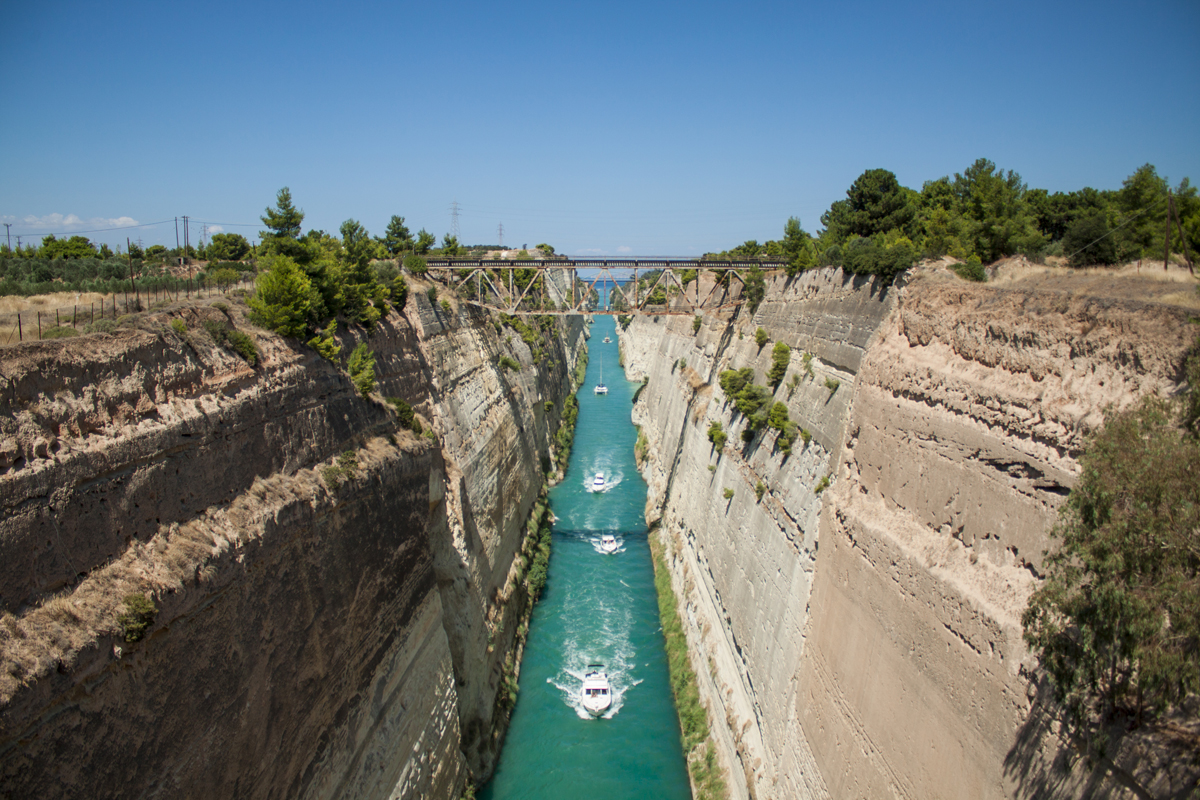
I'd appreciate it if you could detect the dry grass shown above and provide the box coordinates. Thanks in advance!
[0,520,221,707]
[0,291,117,315]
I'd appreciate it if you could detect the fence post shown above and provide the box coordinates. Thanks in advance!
[91,303,94,324]
[56,309,60,326]
[17,312,22,341]
[37,312,42,339]
[73,305,77,328]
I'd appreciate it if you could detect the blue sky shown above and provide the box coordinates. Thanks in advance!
[1,0,1197,256]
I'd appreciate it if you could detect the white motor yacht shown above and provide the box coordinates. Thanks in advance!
[603,336,611,343]
[591,473,606,492]
[581,665,612,716]
[594,347,608,394]
[600,534,618,554]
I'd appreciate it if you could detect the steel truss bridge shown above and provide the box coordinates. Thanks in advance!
[423,258,786,316]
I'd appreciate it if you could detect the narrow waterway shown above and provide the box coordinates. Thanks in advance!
[482,314,691,800]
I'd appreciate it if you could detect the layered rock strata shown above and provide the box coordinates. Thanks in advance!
[623,267,1194,799]
[0,287,585,798]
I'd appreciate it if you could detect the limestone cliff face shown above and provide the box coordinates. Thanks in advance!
[623,267,1194,799]
[0,288,584,798]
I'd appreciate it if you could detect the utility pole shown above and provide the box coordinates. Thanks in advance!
[3,223,10,250]
[182,215,190,264]
[498,222,504,248]
[450,200,460,239]
[175,217,180,261]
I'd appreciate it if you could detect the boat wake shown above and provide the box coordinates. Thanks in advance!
[549,583,638,720]
[589,534,626,555]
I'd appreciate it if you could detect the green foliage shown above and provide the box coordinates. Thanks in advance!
[382,215,414,256]
[117,593,157,643]
[707,421,728,452]
[692,315,702,334]
[40,325,78,339]
[754,481,766,502]
[787,374,801,398]
[225,330,259,365]
[801,352,814,379]
[499,355,521,371]
[207,232,251,261]
[403,254,428,275]
[824,377,840,394]
[735,384,773,428]
[767,401,789,431]
[1063,210,1119,267]
[719,368,754,397]
[814,474,831,494]
[414,229,436,255]
[386,397,423,434]
[951,255,987,282]
[249,255,316,337]
[204,319,259,365]
[440,299,451,314]
[85,318,117,334]
[840,233,918,279]
[754,327,769,348]
[722,487,735,500]
[1023,396,1200,754]
[170,318,187,335]
[347,342,376,397]
[822,168,918,241]
[768,341,790,387]
[307,320,341,362]
[426,285,438,303]
[744,264,766,311]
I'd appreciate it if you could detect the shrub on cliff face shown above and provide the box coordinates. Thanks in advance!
[754,327,769,348]
[768,341,791,387]
[1023,395,1200,756]
[347,342,376,397]
[707,421,728,452]
[117,594,156,643]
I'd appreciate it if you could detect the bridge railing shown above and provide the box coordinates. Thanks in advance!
[423,258,785,316]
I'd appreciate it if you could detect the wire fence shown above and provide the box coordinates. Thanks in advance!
[0,277,253,345]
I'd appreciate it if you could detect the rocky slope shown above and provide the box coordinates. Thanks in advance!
[0,285,585,798]
[622,266,1196,799]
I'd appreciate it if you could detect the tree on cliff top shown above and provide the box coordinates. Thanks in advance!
[1023,377,1200,756]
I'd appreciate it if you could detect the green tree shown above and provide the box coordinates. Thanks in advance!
[1117,163,1169,260]
[768,341,790,387]
[782,217,815,276]
[951,158,1044,262]
[1062,211,1118,267]
[821,168,918,242]
[744,265,766,312]
[339,219,384,327]
[1023,396,1200,755]
[248,255,317,337]
[382,215,413,256]
[260,187,311,262]
[347,342,376,397]
[40,234,98,259]
[262,187,303,239]
[208,232,251,261]
[441,234,462,256]
[414,229,436,255]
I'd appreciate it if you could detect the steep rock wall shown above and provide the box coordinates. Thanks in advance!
[0,286,585,798]
[623,267,1194,798]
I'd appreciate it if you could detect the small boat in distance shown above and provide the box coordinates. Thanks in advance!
[581,665,612,716]
[592,473,606,492]
[600,534,618,554]
[603,336,611,343]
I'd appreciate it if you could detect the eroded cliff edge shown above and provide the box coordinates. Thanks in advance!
[0,287,585,798]
[623,266,1195,799]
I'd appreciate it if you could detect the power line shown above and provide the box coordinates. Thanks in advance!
[1061,195,1166,265]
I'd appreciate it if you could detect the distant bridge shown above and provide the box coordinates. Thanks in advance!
[423,258,787,316]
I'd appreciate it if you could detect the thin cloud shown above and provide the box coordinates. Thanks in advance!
[1,213,140,232]
[616,246,632,253]
[206,225,225,234]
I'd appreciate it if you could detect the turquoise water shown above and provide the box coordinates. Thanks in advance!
[482,315,691,800]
